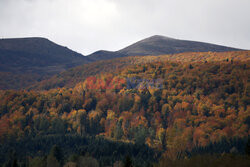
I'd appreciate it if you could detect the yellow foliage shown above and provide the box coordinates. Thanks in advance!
[107,110,115,120]
[88,110,102,119]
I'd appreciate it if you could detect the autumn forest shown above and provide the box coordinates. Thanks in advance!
[0,50,249,167]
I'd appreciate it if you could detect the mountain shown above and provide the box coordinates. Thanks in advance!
[0,35,244,90]
[88,35,241,61]
[0,37,91,71]
[87,50,127,61]
[0,37,91,89]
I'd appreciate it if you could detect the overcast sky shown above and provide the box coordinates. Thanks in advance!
[0,0,249,55]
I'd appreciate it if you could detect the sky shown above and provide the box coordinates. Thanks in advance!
[0,0,249,55]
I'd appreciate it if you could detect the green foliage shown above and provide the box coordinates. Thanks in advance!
[155,154,250,167]
[0,135,157,166]
[114,121,124,140]
[47,155,60,167]
[49,145,64,166]
[29,157,46,167]
[133,126,147,144]
[77,156,99,167]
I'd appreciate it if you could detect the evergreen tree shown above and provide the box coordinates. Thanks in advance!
[123,155,133,167]
[49,145,63,166]
[12,158,19,167]
[245,138,250,155]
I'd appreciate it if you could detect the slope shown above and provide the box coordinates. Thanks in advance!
[0,37,91,89]
[0,55,249,164]
[30,50,250,90]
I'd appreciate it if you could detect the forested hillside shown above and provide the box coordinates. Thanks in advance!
[0,51,249,166]
[31,51,250,90]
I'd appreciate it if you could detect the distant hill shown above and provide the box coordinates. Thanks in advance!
[88,35,241,61]
[88,50,127,61]
[0,37,91,89]
[30,50,250,90]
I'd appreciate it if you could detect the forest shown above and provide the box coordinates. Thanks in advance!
[0,51,249,166]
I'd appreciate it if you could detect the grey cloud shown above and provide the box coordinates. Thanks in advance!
[0,0,249,55]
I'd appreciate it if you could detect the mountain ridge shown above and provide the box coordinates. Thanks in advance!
[0,37,87,59]
[88,35,241,61]
[0,37,92,89]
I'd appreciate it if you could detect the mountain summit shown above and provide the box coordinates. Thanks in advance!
[0,37,91,89]
[0,37,91,68]
[88,35,241,60]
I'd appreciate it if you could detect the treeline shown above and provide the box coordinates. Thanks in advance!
[156,138,250,167]
[1,137,250,167]
[0,135,158,166]
[156,154,250,167]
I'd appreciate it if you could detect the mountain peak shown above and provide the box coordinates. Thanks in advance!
[135,35,177,45]
[0,37,86,58]
[0,37,92,89]
[146,35,176,41]
[0,37,57,52]
[118,35,240,56]
[88,35,241,61]
[0,37,51,43]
